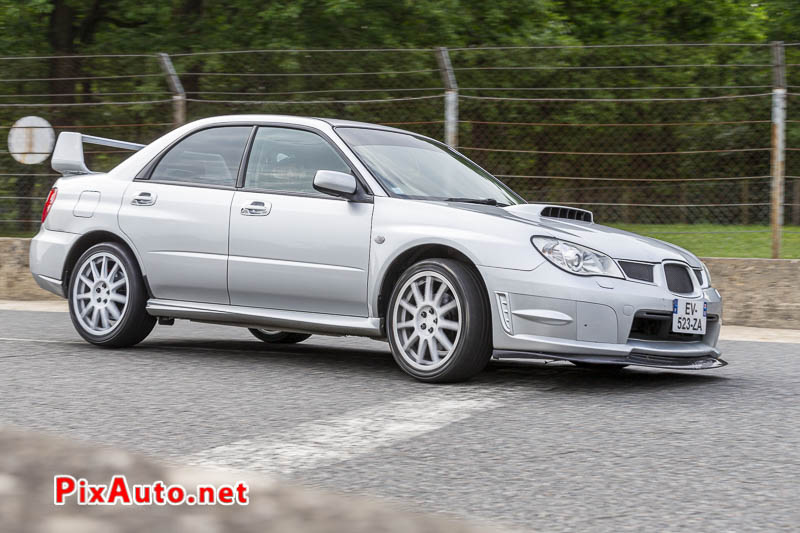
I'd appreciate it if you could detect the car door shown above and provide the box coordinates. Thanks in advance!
[119,125,252,304]
[228,126,373,316]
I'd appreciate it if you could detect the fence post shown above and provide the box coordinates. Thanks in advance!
[435,47,458,148]
[770,41,786,259]
[158,53,186,127]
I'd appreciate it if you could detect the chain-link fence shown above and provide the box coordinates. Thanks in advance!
[1,43,798,258]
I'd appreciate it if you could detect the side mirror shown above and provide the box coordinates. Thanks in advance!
[313,170,357,198]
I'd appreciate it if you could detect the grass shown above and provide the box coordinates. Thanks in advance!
[2,224,799,259]
[609,224,800,259]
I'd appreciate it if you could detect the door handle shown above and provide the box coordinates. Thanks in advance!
[240,200,271,216]
[131,192,156,206]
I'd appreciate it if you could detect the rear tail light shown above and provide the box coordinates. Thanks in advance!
[41,187,57,223]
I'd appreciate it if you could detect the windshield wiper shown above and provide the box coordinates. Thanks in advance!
[444,197,509,207]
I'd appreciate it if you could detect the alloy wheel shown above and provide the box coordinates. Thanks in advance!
[72,252,129,335]
[392,271,462,371]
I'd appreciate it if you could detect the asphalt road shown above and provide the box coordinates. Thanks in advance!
[1,309,798,531]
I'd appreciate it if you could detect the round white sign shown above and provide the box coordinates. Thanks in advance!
[7,116,56,165]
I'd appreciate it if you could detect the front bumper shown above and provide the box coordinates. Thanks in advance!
[480,262,725,370]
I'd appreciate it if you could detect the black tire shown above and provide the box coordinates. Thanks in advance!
[67,242,155,347]
[386,258,492,383]
[571,362,628,371]
[248,329,312,344]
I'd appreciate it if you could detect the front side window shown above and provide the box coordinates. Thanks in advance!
[244,127,352,194]
[336,127,522,206]
[150,126,251,186]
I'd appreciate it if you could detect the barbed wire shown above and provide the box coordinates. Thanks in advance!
[0,196,47,200]
[187,88,445,96]
[452,64,771,71]
[450,43,773,51]
[0,91,173,98]
[556,202,771,207]
[460,119,771,126]
[462,146,770,155]
[459,85,773,91]
[459,93,772,102]
[0,73,164,82]
[0,43,775,61]
[185,95,444,105]
[177,69,441,77]
[0,123,172,130]
[0,99,172,108]
[0,53,157,60]
[495,175,771,182]
[171,48,438,56]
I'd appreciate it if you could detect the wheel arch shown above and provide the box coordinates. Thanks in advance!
[376,243,490,323]
[62,230,149,296]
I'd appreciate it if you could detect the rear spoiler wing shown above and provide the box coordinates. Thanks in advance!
[51,132,145,175]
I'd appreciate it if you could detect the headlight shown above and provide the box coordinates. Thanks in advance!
[532,236,623,278]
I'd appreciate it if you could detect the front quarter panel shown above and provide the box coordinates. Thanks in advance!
[369,197,543,315]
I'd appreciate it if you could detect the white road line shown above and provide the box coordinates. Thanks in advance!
[186,390,504,475]
[0,300,68,313]
[0,337,80,344]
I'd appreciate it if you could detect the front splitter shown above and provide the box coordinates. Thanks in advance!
[493,350,728,370]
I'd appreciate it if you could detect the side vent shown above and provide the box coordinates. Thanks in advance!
[540,205,593,223]
[495,292,513,334]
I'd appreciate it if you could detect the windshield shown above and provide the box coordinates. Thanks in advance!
[336,127,523,206]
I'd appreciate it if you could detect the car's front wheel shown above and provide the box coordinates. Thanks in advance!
[68,242,155,347]
[387,258,492,383]
[248,329,312,344]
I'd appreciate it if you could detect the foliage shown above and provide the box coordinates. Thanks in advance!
[0,1,786,56]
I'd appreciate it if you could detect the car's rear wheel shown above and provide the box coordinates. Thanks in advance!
[68,242,155,347]
[248,329,312,344]
[387,258,492,383]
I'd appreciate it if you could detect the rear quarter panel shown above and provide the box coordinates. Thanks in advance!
[42,173,146,276]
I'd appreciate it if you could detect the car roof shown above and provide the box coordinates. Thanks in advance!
[315,117,412,134]
[188,114,428,140]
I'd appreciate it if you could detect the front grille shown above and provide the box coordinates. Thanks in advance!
[664,263,694,294]
[619,261,654,282]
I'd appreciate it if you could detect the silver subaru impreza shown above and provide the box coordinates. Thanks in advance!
[30,115,724,382]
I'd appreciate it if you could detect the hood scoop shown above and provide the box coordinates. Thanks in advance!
[540,205,593,223]
[505,204,594,224]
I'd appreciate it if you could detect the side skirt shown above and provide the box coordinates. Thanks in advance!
[146,299,383,338]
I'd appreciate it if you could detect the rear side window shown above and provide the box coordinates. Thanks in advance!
[150,126,251,186]
[244,127,351,194]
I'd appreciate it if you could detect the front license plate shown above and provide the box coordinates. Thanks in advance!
[672,298,707,334]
